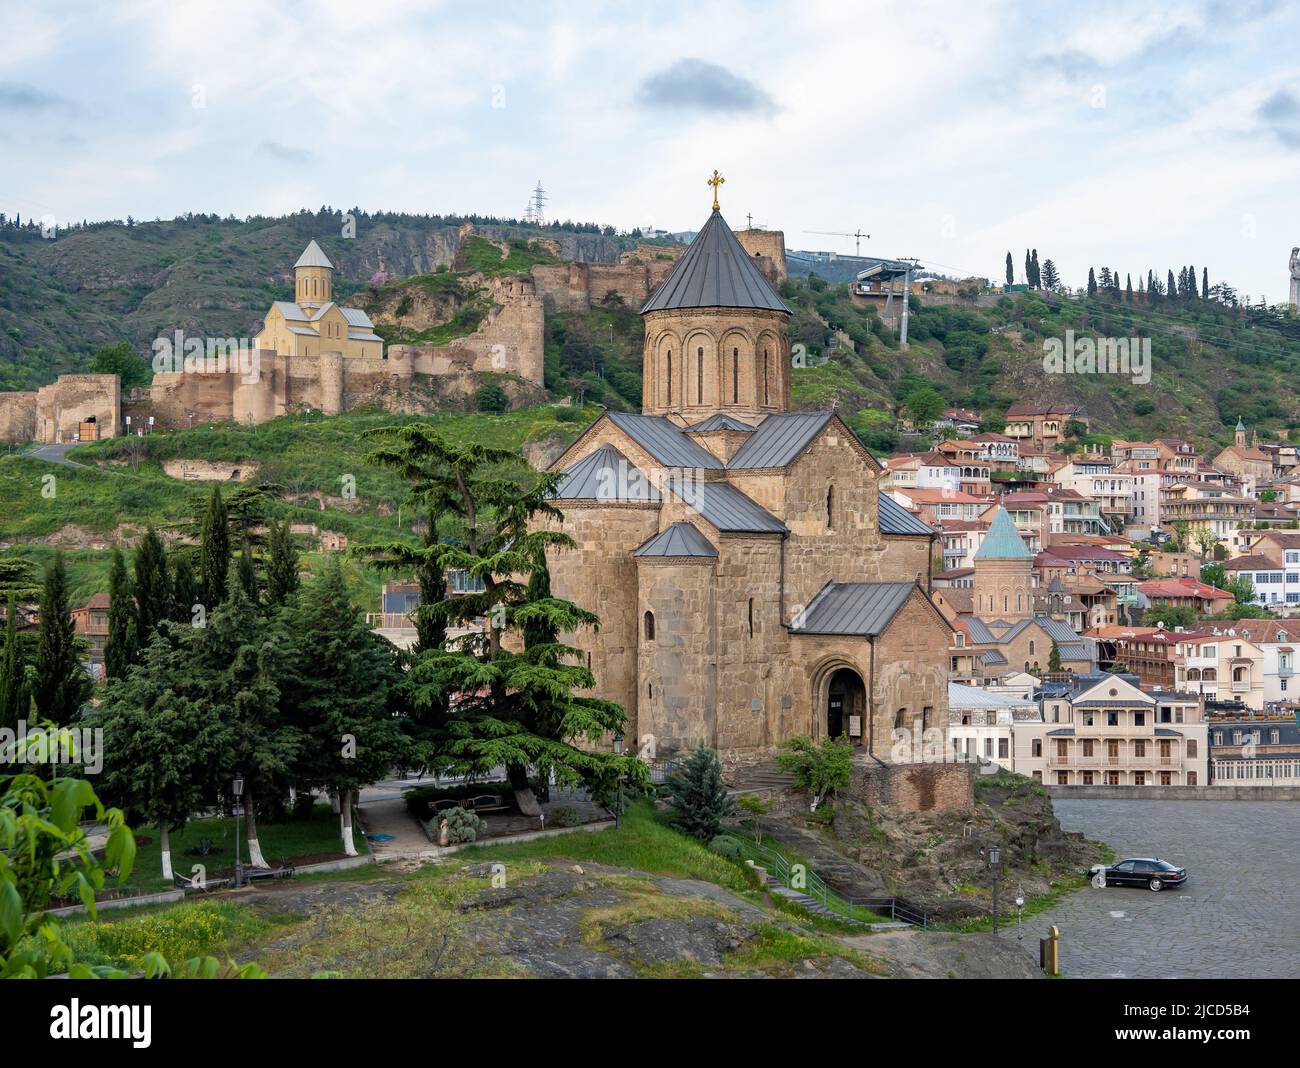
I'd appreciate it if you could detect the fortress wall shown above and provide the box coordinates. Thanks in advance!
[735,229,787,284]
[36,374,120,443]
[0,392,36,442]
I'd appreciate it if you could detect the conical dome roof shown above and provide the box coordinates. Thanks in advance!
[641,211,789,314]
[294,240,334,270]
[974,507,1033,561]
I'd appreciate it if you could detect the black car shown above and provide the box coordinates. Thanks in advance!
[1088,858,1187,892]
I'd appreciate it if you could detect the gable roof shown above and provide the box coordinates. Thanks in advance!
[606,412,724,469]
[687,414,755,432]
[294,240,334,269]
[664,477,787,533]
[633,522,718,558]
[790,582,918,636]
[727,411,834,469]
[974,507,1033,561]
[878,493,933,536]
[554,444,660,502]
[641,210,790,314]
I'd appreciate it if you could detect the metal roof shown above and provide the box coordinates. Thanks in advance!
[878,492,933,535]
[974,507,1034,561]
[665,477,786,533]
[964,618,998,644]
[980,650,1008,665]
[728,411,833,469]
[607,413,724,469]
[687,414,755,432]
[633,522,718,558]
[294,240,334,269]
[554,444,660,502]
[1035,615,1084,644]
[272,301,309,321]
[790,581,916,636]
[948,682,1032,709]
[641,210,790,314]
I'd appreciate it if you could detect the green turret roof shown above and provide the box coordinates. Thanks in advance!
[974,507,1033,561]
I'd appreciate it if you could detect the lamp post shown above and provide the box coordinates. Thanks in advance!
[232,773,245,889]
[989,843,1002,931]
[1015,888,1026,941]
[613,732,624,830]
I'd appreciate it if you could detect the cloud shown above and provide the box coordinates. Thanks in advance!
[636,58,776,116]
[1257,89,1300,147]
[258,140,318,164]
[0,82,71,113]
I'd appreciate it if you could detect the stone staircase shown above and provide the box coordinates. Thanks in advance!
[725,759,797,792]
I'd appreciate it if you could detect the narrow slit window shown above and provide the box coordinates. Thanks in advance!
[697,347,704,404]
[644,610,655,641]
[732,348,739,403]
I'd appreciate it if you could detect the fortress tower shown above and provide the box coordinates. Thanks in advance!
[294,239,334,311]
[640,198,791,426]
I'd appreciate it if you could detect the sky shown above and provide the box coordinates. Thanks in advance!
[2,0,1299,301]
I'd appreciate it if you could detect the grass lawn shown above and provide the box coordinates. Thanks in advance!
[116,804,365,892]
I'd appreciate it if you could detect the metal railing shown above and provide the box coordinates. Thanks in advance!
[716,834,930,928]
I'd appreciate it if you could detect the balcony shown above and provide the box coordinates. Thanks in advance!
[1047,753,1182,769]
[1231,679,1252,693]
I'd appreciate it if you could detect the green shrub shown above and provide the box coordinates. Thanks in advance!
[666,745,734,841]
[551,805,581,827]
[437,806,484,844]
[476,384,509,413]
[708,836,743,861]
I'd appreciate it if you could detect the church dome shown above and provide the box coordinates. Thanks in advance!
[641,210,789,314]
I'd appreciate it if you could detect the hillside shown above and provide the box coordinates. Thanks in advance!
[0,210,638,390]
[0,405,592,605]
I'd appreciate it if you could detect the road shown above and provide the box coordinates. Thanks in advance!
[999,799,1299,978]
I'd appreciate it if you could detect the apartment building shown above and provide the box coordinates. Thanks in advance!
[1207,716,1300,786]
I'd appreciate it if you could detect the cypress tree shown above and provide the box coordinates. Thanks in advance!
[1005,251,1014,287]
[104,548,138,680]
[199,485,230,608]
[1167,269,1177,300]
[1202,267,1209,299]
[265,519,299,607]
[33,553,92,726]
[237,541,258,605]
[1030,249,1041,288]
[133,527,170,647]
[170,553,199,624]
[1087,268,1097,296]
[0,594,28,730]
[1049,638,1063,673]
[1126,274,1133,303]
[1024,249,1032,288]
[666,744,734,842]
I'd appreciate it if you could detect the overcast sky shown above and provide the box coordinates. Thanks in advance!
[3,0,1298,301]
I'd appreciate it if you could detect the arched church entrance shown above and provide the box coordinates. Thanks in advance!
[826,667,866,741]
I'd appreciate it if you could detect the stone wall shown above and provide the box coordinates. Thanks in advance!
[848,759,975,813]
[1046,784,1300,801]
[531,246,681,314]
[734,229,787,284]
[0,392,36,442]
[33,375,120,443]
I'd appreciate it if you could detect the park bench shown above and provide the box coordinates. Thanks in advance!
[470,794,510,813]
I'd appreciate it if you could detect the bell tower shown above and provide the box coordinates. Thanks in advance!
[294,240,334,312]
[640,173,792,425]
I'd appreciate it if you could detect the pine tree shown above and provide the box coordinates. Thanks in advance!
[265,519,299,606]
[132,527,169,648]
[169,552,199,624]
[1005,251,1014,287]
[1040,259,1060,291]
[1087,267,1097,297]
[666,744,733,841]
[0,594,28,730]
[280,558,404,855]
[33,553,92,726]
[198,485,230,609]
[104,549,137,681]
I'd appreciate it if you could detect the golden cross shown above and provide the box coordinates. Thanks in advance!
[707,169,725,212]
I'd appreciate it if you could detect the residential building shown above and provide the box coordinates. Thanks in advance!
[1207,716,1300,786]
[70,592,109,681]
[1004,403,1089,451]
[1136,578,1235,617]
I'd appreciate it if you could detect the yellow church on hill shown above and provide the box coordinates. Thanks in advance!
[253,240,384,359]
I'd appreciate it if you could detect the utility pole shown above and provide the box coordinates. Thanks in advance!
[898,258,920,350]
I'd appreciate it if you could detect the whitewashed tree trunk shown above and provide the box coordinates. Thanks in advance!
[244,792,269,869]
[160,820,173,882]
[340,790,358,856]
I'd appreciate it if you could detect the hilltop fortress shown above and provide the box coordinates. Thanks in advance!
[0,224,787,443]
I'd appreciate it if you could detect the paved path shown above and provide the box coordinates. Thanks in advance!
[998,799,1300,978]
[31,443,84,466]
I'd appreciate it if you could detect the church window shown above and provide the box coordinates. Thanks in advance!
[1003,595,1009,612]
[748,598,754,638]
[1016,593,1022,612]
[733,348,739,403]
[644,610,655,642]
[922,707,931,730]
[666,351,672,404]
[763,350,770,405]
[697,347,704,403]
[649,683,653,698]
[1029,640,1036,655]
[586,652,592,670]
[894,708,906,730]
[826,485,834,529]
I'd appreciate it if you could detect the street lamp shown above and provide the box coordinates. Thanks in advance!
[1015,887,1026,941]
[989,843,1002,931]
[612,732,624,830]
[232,773,245,889]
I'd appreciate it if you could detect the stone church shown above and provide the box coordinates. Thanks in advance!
[541,198,953,763]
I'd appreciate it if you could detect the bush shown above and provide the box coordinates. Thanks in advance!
[476,384,509,413]
[552,406,587,424]
[436,807,484,844]
[776,735,853,805]
[550,805,582,827]
[708,836,743,861]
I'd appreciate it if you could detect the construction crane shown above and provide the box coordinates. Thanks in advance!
[805,229,869,256]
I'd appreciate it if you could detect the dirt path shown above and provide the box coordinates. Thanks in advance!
[355,792,435,857]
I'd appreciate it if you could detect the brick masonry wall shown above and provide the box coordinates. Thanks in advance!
[848,760,975,813]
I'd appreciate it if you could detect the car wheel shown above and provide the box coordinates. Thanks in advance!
[1148,877,1163,892]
